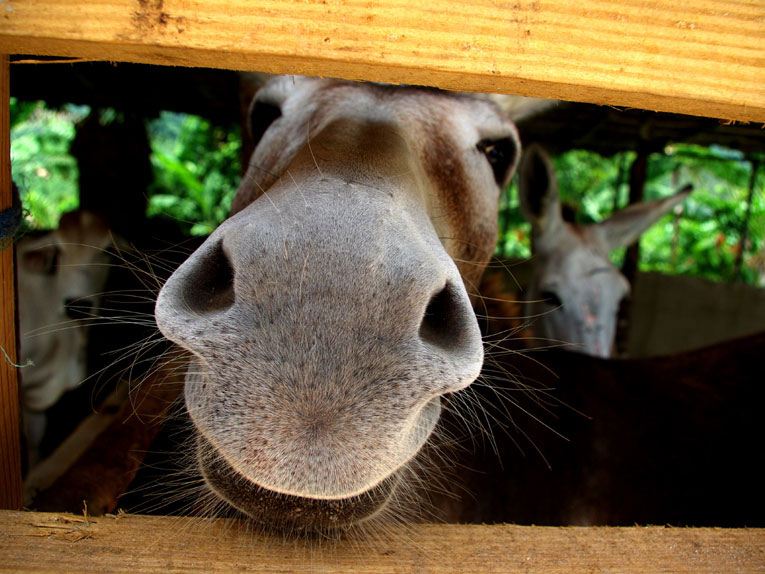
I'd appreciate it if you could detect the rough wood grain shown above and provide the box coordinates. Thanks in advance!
[0,511,763,573]
[0,0,763,121]
[0,54,23,511]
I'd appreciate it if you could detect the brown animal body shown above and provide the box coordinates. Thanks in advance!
[434,276,764,526]
[134,289,764,528]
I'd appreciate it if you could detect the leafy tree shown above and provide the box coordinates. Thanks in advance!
[639,145,763,284]
[10,98,88,228]
[10,100,763,286]
[496,145,764,287]
[496,178,531,259]
[146,112,241,236]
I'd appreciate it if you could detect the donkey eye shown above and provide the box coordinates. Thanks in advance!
[23,245,59,275]
[477,137,518,186]
[540,290,562,307]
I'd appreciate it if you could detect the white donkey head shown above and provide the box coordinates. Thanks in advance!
[17,210,114,413]
[519,144,692,357]
[17,210,114,464]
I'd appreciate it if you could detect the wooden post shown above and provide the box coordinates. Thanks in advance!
[733,158,760,282]
[621,147,650,284]
[0,54,23,510]
[613,146,650,356]
[611,152,629,213]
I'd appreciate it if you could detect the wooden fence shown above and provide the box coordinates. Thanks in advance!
[1,1,763,571]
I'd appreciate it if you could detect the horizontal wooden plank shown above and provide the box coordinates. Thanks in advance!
[0,0,763,122]
[0,511,763,573]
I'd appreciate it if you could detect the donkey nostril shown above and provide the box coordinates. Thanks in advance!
[419,282,467,351]
[64,298,94,319]
[181,240,235,313]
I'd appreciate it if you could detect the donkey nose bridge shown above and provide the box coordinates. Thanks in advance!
[225,215,458,325]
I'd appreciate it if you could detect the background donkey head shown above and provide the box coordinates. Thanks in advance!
[519,144,692,357]
[16,210,115,463]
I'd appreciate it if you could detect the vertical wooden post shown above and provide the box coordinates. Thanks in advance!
[0,54,23,509]
[611,152,629,213]
[621,147,649,283]
[733,158,759,282]
[613,146,649,357]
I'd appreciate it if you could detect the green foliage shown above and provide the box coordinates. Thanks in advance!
[10,99,763,287]
[639,146,763,284]
[496,178,531,259]
[552,149,633,224]
[496,145,765,287]
[146,112,241,236]
[10,98,89,228]
[10,103,241,236]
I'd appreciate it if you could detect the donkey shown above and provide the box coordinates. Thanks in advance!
[518,144,692,357]
[16,210,114,464]
[154,75,525,533]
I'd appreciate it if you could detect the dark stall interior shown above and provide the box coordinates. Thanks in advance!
[9,59,765,527]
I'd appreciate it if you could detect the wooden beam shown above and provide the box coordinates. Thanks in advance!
[0,54,23,511]
[0,511,763,573]
[1,0,763,122]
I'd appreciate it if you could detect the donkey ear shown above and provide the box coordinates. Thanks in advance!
[594,184,693,251]
[486,94,558,123]
[518,144,563,234]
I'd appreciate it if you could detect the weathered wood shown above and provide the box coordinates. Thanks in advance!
[0,54,23,511]
[0,511,762,573]
[1,1,763,122]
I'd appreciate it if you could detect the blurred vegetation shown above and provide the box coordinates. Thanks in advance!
[497,145,764,286]
[10,98,87,228]
[10,99,764,286]
[11,100,241,236]
[146,112,241,236]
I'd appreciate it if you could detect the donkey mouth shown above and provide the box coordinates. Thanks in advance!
[197,433,397,533]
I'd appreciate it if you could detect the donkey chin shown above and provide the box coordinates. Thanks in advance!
[177,342,463,533]
[196,430,404,532]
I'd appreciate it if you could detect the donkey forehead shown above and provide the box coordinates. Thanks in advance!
[259,76,515,140]
[541,243,625,286]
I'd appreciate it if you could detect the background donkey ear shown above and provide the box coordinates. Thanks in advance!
[594,184,693,251]
[518,144,563,234]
